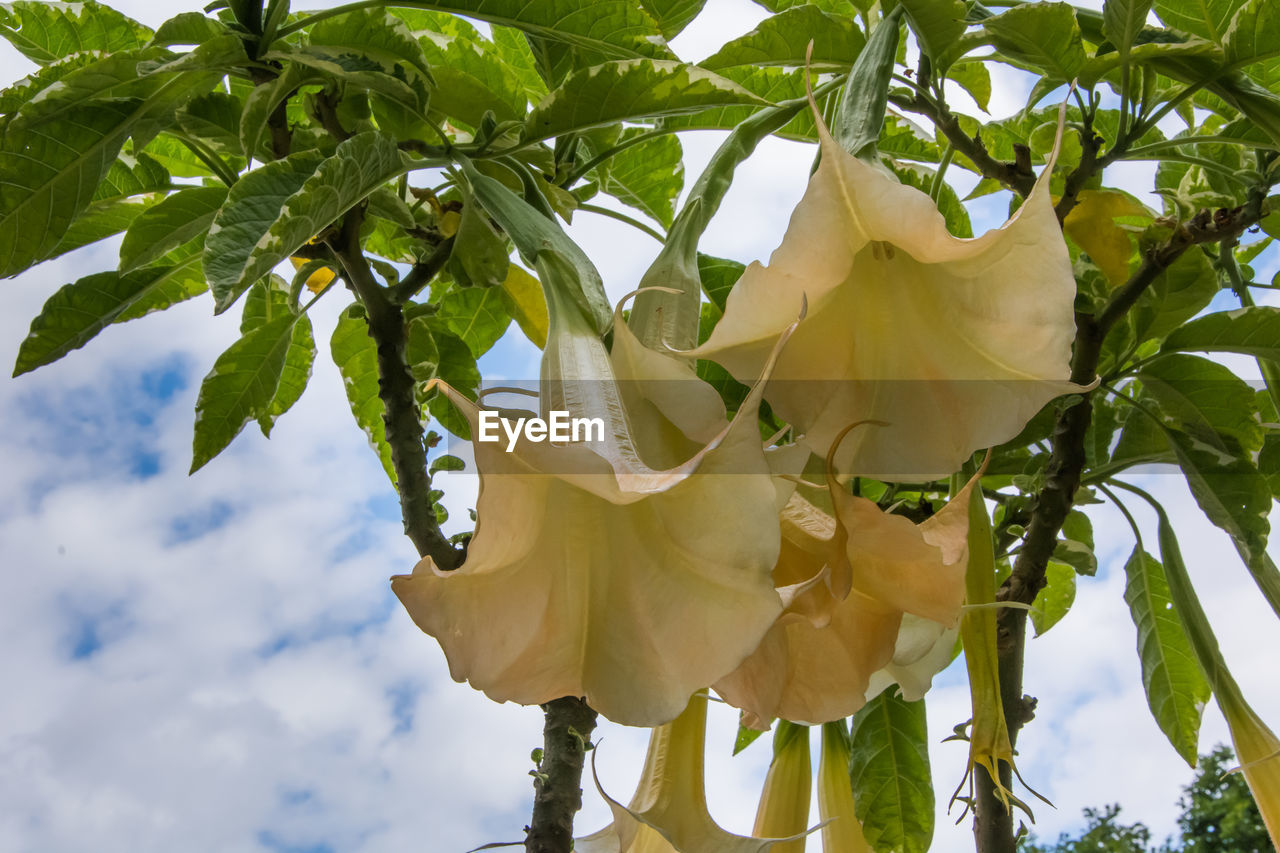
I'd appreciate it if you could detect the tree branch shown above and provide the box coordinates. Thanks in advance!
[328,209,462,569]
[525,697,598,853]
[387,236,456,305]
[973,197,1271,853]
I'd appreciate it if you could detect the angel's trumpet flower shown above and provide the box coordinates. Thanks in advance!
[392,266,797,726]
[691,102,1084,481]
[752,723,812,853]
[577,693,812,853]
[715,428,980,728]
[818,721,872,853]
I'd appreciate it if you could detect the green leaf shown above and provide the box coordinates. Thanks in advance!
[204,150,325,312]
[452,191,511,288]
[176,91,243,158]
[191,311,301,472]
[985,2,1087,83]
[418,35,528,127]
[240,280,316,435]
[899,0,968,73]
[891,163,972,237]
[151,12,230,46]
[701,5,865,71]
[436,286,513,357]
[848,690,934,853]
[374,0,674,60]
[1055,509,1097,576]
[1103,0,1154,56]
[639,0,704,39]
[832,6,902,160]
[948,59,991,111]
[430,454,466,474]
[425,327,481,438]
[733,722,767,755]
[8,47,172,129]
[659,65,815,139]
[1131,246,1218,344]
[295,7,433,106]
[1137,353,1263,454]
[597,132,683,228]
[491,24,549,101]
[332,304,397,483]
[1030,560,1077,636]
[14,249,205,376]
[0,53,96,130]
[245,132,406,299]
[697,254,744,311]
[239,63,323,162]
[1162,306,1280,364]
[121,185,228,272]
[525,59,769,142]
[1153,0,1245,43]
[1122,546,1211,766]
[0,72,212,278]
[0,0,151,65]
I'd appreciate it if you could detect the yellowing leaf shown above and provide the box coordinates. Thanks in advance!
[1062,189,1152,286]
[289,256,335,293]
[500,263,548,347]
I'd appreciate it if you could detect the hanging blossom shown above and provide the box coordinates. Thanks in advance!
[577,692,814,853]
[392,277,804,727]
[689,101,1084,481]
[714,429,982,729]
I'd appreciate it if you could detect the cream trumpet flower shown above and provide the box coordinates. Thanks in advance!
[818,721,872,853]
[392,278,798,728]
[577,693,811,853]
[691,102,1082,482]
[1217,676,1280,847]
[752,722,812,853]
[715,431,979,728]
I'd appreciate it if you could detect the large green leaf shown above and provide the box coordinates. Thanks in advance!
[204,151,325,312]
[1122,546,1211,766]
[436,286,513,357]
[150,11,230,47]
[0,0,151,65]
[191,310,302,472]
[332,304,396,483]
[0,73,210,278]
[848,691,934,853]
[239,63,324,162]
[240,280,315,436]
[8,47,172,129]
[418,34,528,126]
[899,0,968,73]
[697,254,744,311]
[985,2,1087,82]
[659,65,814,139]
[1162,306,1280,364]
[597,131,684,227]
[1136,353,1263,453]
[121,185,228,272]
[13,248,205,375]
[296,7,433,106]
[701,5,865,71]
[1103,0,1154,55]
[491,24,549,101]
[301,0,673,60]
[176,91,243,158]
[524,59,769,142]
[240,132,406,305]
[1130,246,1219,344]
[1153,0,1245,43]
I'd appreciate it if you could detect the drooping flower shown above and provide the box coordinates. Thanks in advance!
[715,433,981,729]
[391,272,798,727]
[751,722,812,853]
[818,721,872,853]
[1217,675,1280,848]
[577,693,811,853]
[691,104,1083,481]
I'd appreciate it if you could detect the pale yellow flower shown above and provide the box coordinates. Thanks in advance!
[818,721,872,853]
[752,723,812,853]
[715,436,980,728]
[1218,677,1280,847]
[577,693,811,853]
[392,284,797,727]
[691,106,1082,481]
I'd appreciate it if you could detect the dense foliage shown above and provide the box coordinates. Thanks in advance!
[3,0,1280,851]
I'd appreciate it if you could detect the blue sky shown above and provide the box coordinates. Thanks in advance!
[3,1,1280,851]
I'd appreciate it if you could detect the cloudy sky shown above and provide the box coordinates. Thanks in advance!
[2,1,1279,851]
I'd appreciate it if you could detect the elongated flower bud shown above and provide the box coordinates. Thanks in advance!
[818,721,872,853]
[753,723,812,851]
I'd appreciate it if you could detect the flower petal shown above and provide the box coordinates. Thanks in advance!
[693,105,1083,480]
